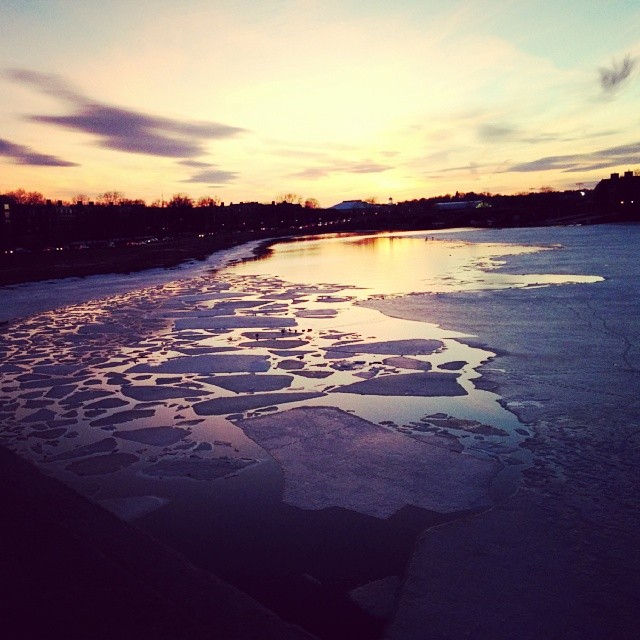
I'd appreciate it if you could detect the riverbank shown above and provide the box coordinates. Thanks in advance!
[0,222,395,288]
[0,445,316,640]
[0,235,279,324]
[0,230,282,287]
[0,221,605,289]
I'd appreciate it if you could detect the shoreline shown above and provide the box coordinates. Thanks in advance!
[0,230,283,288]
[2,216,636,289]
[0,235,279,325]
[0,225,388,289]
[0,444,315,640]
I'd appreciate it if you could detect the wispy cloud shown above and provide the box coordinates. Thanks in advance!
[180,167,238,184]
[477,123,518,142]
[519,128,618,146]
[292,160,392,179]
[599,55,636,93]
[0,138,78,167]
[437,162,485,174]
[506,141,640,173]
[509,156,582,172]
[4,68,85,103]
[424,161,489,182]
[30,104,236,158]
[179,160,216,168]
[3,68,244,179]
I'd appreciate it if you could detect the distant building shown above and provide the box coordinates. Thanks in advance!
[593,170,640,217]
[330,200,377,211]
[433,200,489,211]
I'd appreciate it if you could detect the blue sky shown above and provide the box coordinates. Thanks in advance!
[1,0,638,205]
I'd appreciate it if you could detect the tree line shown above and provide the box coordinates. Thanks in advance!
[0,189,321,209]
[3,181,633,254]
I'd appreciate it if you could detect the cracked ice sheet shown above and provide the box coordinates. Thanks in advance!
[125,353,270,374]
[325,339,443,355]
[173,316,297,330]
[237,406,500,519]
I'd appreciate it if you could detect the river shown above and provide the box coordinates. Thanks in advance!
[2,224,633,640]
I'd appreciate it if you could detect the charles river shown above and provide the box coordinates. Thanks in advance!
[1,224,638,639]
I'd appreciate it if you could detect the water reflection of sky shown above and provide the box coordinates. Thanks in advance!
[233,231,603,295]
[0,229,606,508]
[225,229,605,495]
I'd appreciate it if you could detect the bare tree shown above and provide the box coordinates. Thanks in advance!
[197,195,221,207]
[98,191,125,205]
[304,197,320,209]
[363,196,378,204]
[72,193,89,205]
[167,193,194,208]
[4,189,28,204]
[4,189,46,205]
[276,193,303,205]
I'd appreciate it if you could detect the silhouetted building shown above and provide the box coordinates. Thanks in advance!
[330,200,377,211]
[433,200,489,211]
[593,170,640,218]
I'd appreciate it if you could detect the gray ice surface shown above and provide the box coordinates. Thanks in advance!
[238,406,499,518]
[364,225,640,640]
[126,353,271,374]
[335,372,466,397]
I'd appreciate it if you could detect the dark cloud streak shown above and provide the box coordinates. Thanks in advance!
[0,138,78,167]
[4,68,243,182]
[599,55,636,92]
[28,103,244,159]
[506,141,640,173]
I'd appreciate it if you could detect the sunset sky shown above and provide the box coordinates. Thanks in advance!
[1,0,639,207]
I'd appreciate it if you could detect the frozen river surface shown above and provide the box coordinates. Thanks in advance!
[0,224,637,639]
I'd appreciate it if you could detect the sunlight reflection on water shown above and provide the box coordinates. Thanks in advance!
[224,229,605,492]
[231,230,603,294]
[0,228,606,509]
